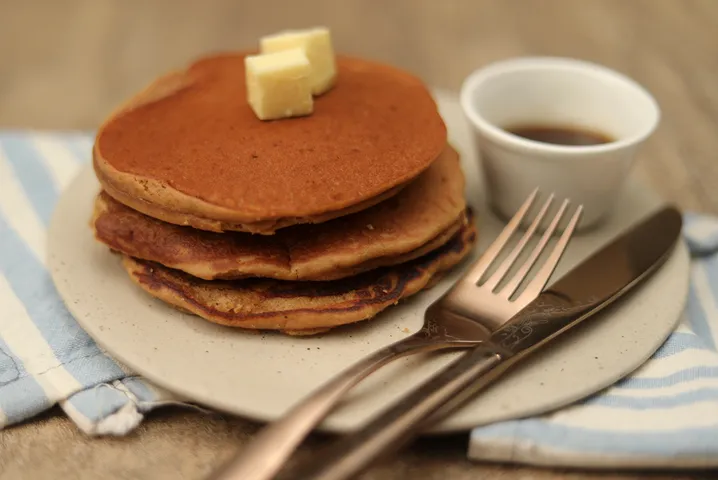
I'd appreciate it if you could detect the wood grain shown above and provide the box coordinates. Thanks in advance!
[1,1,717,479]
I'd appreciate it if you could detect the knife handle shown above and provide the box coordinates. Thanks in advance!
[282,345,511,480]
[206,334,471,480]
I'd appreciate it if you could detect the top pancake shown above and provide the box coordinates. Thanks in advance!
[94,52,447,233]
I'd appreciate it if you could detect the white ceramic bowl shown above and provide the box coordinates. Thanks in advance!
[460,56,660,229]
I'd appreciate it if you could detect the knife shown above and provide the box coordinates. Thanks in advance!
[280,206,683,480]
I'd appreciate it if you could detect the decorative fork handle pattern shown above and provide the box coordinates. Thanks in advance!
[282,345,510,480]
[207,334,478,480]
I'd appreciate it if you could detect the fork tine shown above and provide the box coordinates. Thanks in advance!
[501,198,569,298]
[464,188,539,284]
[513,203,584,307]
[483,193,555,292]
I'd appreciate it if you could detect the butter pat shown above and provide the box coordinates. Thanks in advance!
[245,48,314,121]
[260,27,337,95]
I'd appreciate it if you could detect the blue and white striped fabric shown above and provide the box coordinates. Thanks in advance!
[469,212,718,469]
[0,131,179,435]
[2,132,718,468]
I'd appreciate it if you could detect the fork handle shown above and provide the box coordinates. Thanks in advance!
[282,345,509,480]
[207,334,469,480]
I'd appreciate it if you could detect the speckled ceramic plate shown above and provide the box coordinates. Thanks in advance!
[48,91,689,434]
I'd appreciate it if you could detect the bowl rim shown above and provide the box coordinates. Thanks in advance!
[459,56,661,157]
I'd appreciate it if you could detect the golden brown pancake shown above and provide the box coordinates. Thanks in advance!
[121,212,476,335]
[92,147,466,281]
[94,52,447,234]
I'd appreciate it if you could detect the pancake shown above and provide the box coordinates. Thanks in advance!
[92,147,466,281]
[121,212,477,335]
[94,52,447,234]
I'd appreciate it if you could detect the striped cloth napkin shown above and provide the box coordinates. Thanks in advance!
[0,131,180,435]
[1,131,717,468]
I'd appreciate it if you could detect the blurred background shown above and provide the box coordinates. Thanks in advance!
[2,0,717,209]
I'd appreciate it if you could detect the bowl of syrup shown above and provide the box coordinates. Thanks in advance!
[460,57,660,229]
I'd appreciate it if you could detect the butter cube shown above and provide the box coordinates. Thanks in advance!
[260,27,337,95]
[245,48,314,121]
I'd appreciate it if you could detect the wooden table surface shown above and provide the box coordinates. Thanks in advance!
[2,1,717,479]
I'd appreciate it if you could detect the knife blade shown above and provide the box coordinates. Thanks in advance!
[282,206,683,480]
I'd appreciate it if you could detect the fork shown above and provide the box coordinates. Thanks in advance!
[209,189,581,480]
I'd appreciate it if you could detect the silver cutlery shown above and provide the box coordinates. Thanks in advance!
[209,189,583,480]
[285,206,682,480]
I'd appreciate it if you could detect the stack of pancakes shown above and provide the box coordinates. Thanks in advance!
[90,52,477,335]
